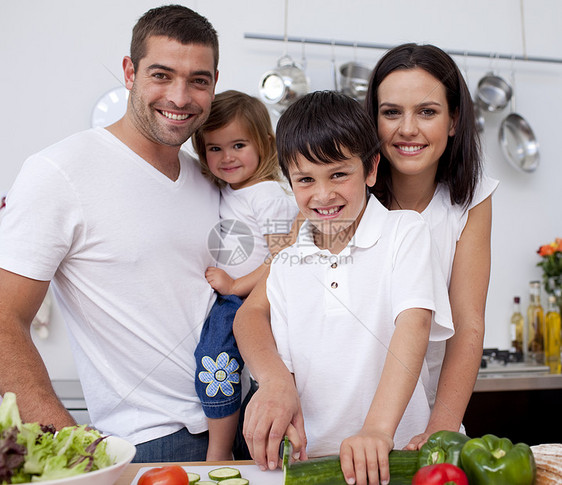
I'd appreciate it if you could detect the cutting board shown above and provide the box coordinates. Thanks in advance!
[130,464,283,484]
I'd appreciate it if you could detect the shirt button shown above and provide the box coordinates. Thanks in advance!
[331,282,338,289]
[331,262,338,269]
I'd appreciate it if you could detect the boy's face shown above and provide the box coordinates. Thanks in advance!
[288,149,378,251]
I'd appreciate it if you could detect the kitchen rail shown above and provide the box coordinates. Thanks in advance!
[244,33,562,65]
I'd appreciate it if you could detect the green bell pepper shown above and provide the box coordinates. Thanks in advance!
[460,434,536,485]
[418,430,471,468]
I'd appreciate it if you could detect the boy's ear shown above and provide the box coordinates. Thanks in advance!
[366,153,380,188]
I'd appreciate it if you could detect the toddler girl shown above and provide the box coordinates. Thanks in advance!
[192,90,298,460]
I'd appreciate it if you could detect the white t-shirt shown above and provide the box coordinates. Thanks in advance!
[212,181,298,279]
[0,127,220,445]
[267,195,453,455]
[423,175,499,406]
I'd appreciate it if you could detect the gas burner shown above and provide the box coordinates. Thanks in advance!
[481,348,523,368]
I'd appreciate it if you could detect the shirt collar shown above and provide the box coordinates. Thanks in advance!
[295,194,389,256]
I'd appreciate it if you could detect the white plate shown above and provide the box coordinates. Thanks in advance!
[23,435,136,485]
[131,464,283,485]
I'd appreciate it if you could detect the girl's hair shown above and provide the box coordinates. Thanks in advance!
[364,43,482,208]
[276,90,379,182]
[192,90,279,188]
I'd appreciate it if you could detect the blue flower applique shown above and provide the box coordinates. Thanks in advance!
[198,351,240,397]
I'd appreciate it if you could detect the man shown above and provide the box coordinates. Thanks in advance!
[0,5,229,462]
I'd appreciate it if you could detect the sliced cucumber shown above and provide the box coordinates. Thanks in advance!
[186,472,201,483]
[197,482,217,485]
[208,467,241,481]
[219,479,249,485]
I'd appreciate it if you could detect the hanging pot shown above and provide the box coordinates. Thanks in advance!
[475,72,513,112]
[339,62,372,102]
[499,112,539,173]
[498,74,539,173]
[258,55,308,114]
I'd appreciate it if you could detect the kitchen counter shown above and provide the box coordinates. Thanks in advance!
[474,371,562,392]
[117,461,280,485]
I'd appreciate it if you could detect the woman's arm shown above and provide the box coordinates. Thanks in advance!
[233,270,307,470]
[340,308,431,485]
[407,196,492,448]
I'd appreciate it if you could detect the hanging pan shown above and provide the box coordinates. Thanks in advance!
[476,72,513,112]
[498,72,539,173]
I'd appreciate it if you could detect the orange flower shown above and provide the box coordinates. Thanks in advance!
[556,238,562,252]
[538,244,556,257]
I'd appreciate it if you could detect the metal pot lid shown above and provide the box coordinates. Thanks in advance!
[499,113,539,173]
[476,73,513,112]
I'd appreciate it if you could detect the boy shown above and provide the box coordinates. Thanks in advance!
[267,91,454,485]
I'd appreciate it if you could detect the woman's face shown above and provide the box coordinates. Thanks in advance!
[376,67,456,180]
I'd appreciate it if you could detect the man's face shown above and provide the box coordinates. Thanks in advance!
[124,35,218,147]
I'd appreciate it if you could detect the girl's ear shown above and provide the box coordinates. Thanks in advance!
[366,153,380,188]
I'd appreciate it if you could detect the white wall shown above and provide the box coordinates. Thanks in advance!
[1,0,561,378]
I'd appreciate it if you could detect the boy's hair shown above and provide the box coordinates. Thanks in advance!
[192,90,280,188]
[276,91,379,182]
[130,4,219,72]
[365,43,481,208]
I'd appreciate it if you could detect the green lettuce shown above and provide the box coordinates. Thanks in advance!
[0,392,113,484]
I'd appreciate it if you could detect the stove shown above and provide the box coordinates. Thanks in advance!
[479,348,549,375]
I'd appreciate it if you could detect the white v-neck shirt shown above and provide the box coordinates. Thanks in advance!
[0,127,220,444]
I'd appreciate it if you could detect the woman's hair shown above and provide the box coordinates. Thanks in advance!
[276,90,380,182]
[130,4,219,72]
[192,90,279,188]
[364,43,482,208]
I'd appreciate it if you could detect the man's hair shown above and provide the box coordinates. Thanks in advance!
[276,90,380,182]
[130,4,219,71]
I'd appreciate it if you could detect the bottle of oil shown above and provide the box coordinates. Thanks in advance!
[527,281,545,364]
[509,296,524,356]
[545,295,561,374]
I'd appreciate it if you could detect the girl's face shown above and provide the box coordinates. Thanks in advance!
[203,117,260,189]
[376,67,456,180]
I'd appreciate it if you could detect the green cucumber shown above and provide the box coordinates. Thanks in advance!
[219,480,249,485]
[283,449,419,485]
[186,472,200,483]
[208,467,241,481]
[197,482,217,485]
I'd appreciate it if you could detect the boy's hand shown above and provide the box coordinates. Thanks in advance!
[340,428,394,485]
[205,267,234,295]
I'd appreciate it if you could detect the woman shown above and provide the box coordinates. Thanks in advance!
[365,43,497,448]
[233,43,497,469]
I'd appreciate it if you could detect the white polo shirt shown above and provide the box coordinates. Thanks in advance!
[267,195,453,455]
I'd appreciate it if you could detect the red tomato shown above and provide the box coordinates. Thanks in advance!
[412,463,469,485]
[138,465,189,485]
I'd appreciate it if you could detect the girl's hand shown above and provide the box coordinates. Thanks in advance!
[340,428,394,485]
[205,267,234,295]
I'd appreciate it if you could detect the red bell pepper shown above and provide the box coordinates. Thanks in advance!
[412,463,469,485]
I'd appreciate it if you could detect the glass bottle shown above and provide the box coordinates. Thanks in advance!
[509,296,524,356]
[545,295,561,374]
[527,281,545,364]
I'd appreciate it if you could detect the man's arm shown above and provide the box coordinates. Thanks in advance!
[233,270,306,470]
[0,268,76,428]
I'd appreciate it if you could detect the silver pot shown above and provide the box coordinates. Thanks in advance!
[258,55,308,113]
[476,72,513,112]
[499,112,539,173]
[339,62,372,102]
